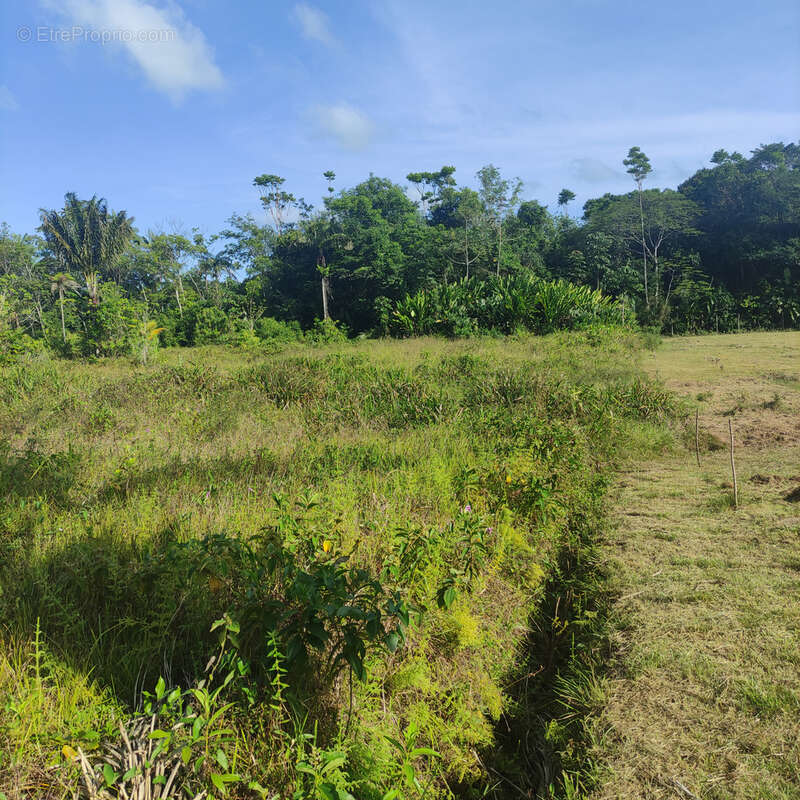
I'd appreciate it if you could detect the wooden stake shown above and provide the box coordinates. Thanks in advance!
[695,409,700,467]
[729,418,738,509]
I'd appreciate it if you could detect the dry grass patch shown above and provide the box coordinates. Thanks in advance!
[592,332,800,800]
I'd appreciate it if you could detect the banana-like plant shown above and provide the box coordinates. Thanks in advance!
[136,319,165,365]
[391,275,620,337]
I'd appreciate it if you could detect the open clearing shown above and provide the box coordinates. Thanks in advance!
[593,332,800,799]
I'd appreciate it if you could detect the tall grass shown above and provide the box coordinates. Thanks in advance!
[0,328,676,799]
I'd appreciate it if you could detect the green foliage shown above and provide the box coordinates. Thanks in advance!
[255,315,303,341]
[389,276,621,337]
[0,294,45,364]
[0,330,683,799]
[1,145,798,355]
[193,304,232,345]
[307,318,349,343]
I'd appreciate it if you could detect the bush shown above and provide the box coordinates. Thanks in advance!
[193,305,232,345]
[306,318,349,343]
[0,325,45,365]
[255,316,303,342]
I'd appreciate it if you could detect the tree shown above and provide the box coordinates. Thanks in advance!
[0,225,48,336]
[406,166,457,218]
[453,189,483,279]
[140,232,205,317]
[38,193,135,297]
[623,147,653,304]
[298,213,348,321]
[557,188,576,216]
[253,174,296,232]
[50,271,78,342]
[476,165,523,276]
[585,189,698,302]
[679,143,800,291]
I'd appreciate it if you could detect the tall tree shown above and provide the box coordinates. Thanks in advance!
[253,174,296,232]
[38,193,135,297]
[406,166,457,218]
[557,188,576,216]
[623,147,653,304]
[476,165,523,276]
[585,189,698,302]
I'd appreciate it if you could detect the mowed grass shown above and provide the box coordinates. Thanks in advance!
[592,331,800,799]
[0,328,676,799]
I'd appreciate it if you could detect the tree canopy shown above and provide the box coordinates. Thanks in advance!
[1,141,797,359]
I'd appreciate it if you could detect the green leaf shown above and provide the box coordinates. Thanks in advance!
[320,753,346,774]
[384,735,404,753]
[181,746,192,764]
[122,767,137,781]
[210,773,227,794]
[336,605,366,620]
[215,748,229,771]
[148,729,170,739]
[318,784,338,800]
[102,764,118,786]
[409,747,440,758]
[167,687,182,705]
[442,586,456,609]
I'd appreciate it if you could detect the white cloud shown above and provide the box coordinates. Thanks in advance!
[44,0,223,98]
[0,86,19,111]
[312,104,373,151]
[293,3,334,46]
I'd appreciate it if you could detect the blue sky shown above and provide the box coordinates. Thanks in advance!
[1,0,799,236]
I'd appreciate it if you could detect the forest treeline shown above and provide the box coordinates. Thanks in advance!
[1,141,798,360]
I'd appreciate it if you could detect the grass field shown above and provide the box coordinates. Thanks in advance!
[2,330,795,800]
[591,332,800,799]
[0,327,678,800]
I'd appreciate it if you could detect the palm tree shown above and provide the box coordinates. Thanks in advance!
[39,193,135,302]
[50,272,78,342]
[84,270,100,306]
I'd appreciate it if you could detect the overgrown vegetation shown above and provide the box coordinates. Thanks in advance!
[0,328,680,798]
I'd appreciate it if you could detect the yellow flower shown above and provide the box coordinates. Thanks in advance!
[62,745,78,761]
[322,539,332,553]
[505,475,512,484]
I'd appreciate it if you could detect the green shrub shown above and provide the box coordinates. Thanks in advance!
[193,306,232,345]
[255,316,303,341]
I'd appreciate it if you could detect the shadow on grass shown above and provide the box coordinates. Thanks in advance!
[477,512,611,799]
[3,528,220,707]
[0,442,82,507]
